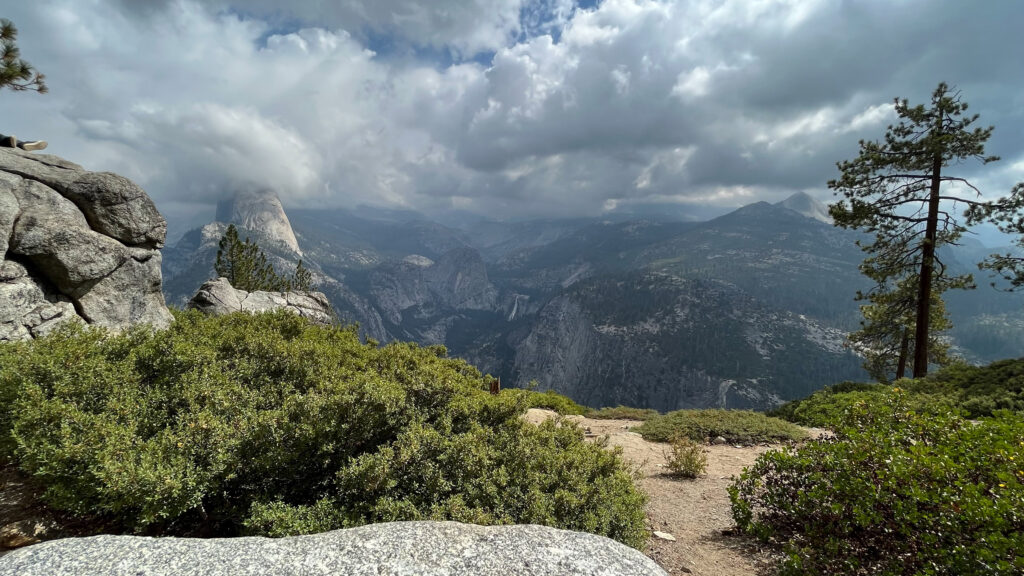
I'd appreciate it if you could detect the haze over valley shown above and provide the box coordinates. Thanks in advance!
[162,190,1024,410]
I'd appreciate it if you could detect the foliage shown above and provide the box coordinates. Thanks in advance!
[635,409,806,445]
[502,388,589,416]
[291,259,313,291]
[970,182,1024,289]
[768,386,887,428]
[215,224,313,292]
[848,268,956,382]
[0,311,647,548]
[829,82,998,377]
[663,436,707,479]
[730,391,1024,575]
[0,19,46,93]
[588,406,660,421]
[928,358,1024,418]
[768,380,954,428]
[773,358,1024,426]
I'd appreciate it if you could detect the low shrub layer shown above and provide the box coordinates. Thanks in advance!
[730,391,1024,575]
[772,359,1024,427]
[504,388,589,415]
[930,359,1024,417]
[635,409,806,445]
[0,311,647,547]
[588,406,660,421]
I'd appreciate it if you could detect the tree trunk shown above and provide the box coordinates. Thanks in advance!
[896,328,910,380]
[913,150,943,378]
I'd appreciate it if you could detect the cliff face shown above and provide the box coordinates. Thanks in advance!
[513,274,862,411]
[367,247,500,344]
[163,195,501,346]
[215,190,301,255]
[776,191,832,224]
[0,148,172,340]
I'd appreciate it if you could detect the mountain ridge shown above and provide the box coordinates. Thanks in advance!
[161,190,1024,411]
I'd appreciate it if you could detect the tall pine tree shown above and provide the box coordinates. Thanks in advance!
[829,83,998,378]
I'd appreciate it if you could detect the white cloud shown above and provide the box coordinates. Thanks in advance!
[1,0,1022,228]
[843,102,896,133]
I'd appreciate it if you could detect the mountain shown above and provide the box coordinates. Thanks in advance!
[215,190,302,255]
[161,190,1024,411]
[776,191,832,223]
[635,200,868,324]
[512,273,861,410]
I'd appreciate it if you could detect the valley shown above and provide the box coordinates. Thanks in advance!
[162,191,1024,411]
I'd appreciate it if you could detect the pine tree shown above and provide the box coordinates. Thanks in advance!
[968,182,1024,289]
[829,83,998,378]
[849,274,954,382]
[215,224,289,292]
[846,227,963,381]
[0,19,46,93]
[291,260,313,291]
[215,225,316,292]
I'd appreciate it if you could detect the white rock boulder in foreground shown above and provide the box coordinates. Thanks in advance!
[0,521,666,576]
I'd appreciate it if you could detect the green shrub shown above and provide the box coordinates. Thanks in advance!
[928,358,1024,417]
[0,311,647,548]
[635,409,807,445]
[503,388,589,415]
[768,383,890,427]
[730,391,1024,575]
[773,359,1024,428]
[663,435,707,478]
[588,406,660,421]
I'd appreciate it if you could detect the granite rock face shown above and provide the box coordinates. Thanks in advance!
[0,522,667,576]
[0,148,172,340]
[188,277,333,325]
[215,189,301,255]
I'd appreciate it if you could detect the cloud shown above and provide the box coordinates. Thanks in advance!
[2,0,1022,232]
[114,0,532,58]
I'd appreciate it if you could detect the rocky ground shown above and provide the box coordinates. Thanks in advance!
[524,410,794,575]
[2,412,819,575]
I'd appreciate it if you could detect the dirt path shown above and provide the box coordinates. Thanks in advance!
[525,410,792,575]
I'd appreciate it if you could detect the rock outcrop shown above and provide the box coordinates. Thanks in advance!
[0,148,172,340]
[215,189,301,255]
[776,191,832,224]
[0,522,666,576]
[187,277,333,325]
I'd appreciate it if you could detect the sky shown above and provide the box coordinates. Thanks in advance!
[3,0,1024,238]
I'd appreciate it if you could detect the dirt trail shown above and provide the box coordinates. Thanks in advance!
[525,410,787,575]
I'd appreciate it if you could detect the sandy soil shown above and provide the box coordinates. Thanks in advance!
[525,409,805,575]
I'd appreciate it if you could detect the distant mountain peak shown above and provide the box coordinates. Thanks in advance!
[776,192,832,224]
[216,189,302,255]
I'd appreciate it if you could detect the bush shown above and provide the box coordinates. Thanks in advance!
[635,409,807,445]
[768,383,890,427]
[0,311,647,548]
[503,388,589,415]
[772,359,1024,427]
[928,358,1024,418]
[663,436,707,478]
[588,406,660,421]
[730,390,1024,575]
